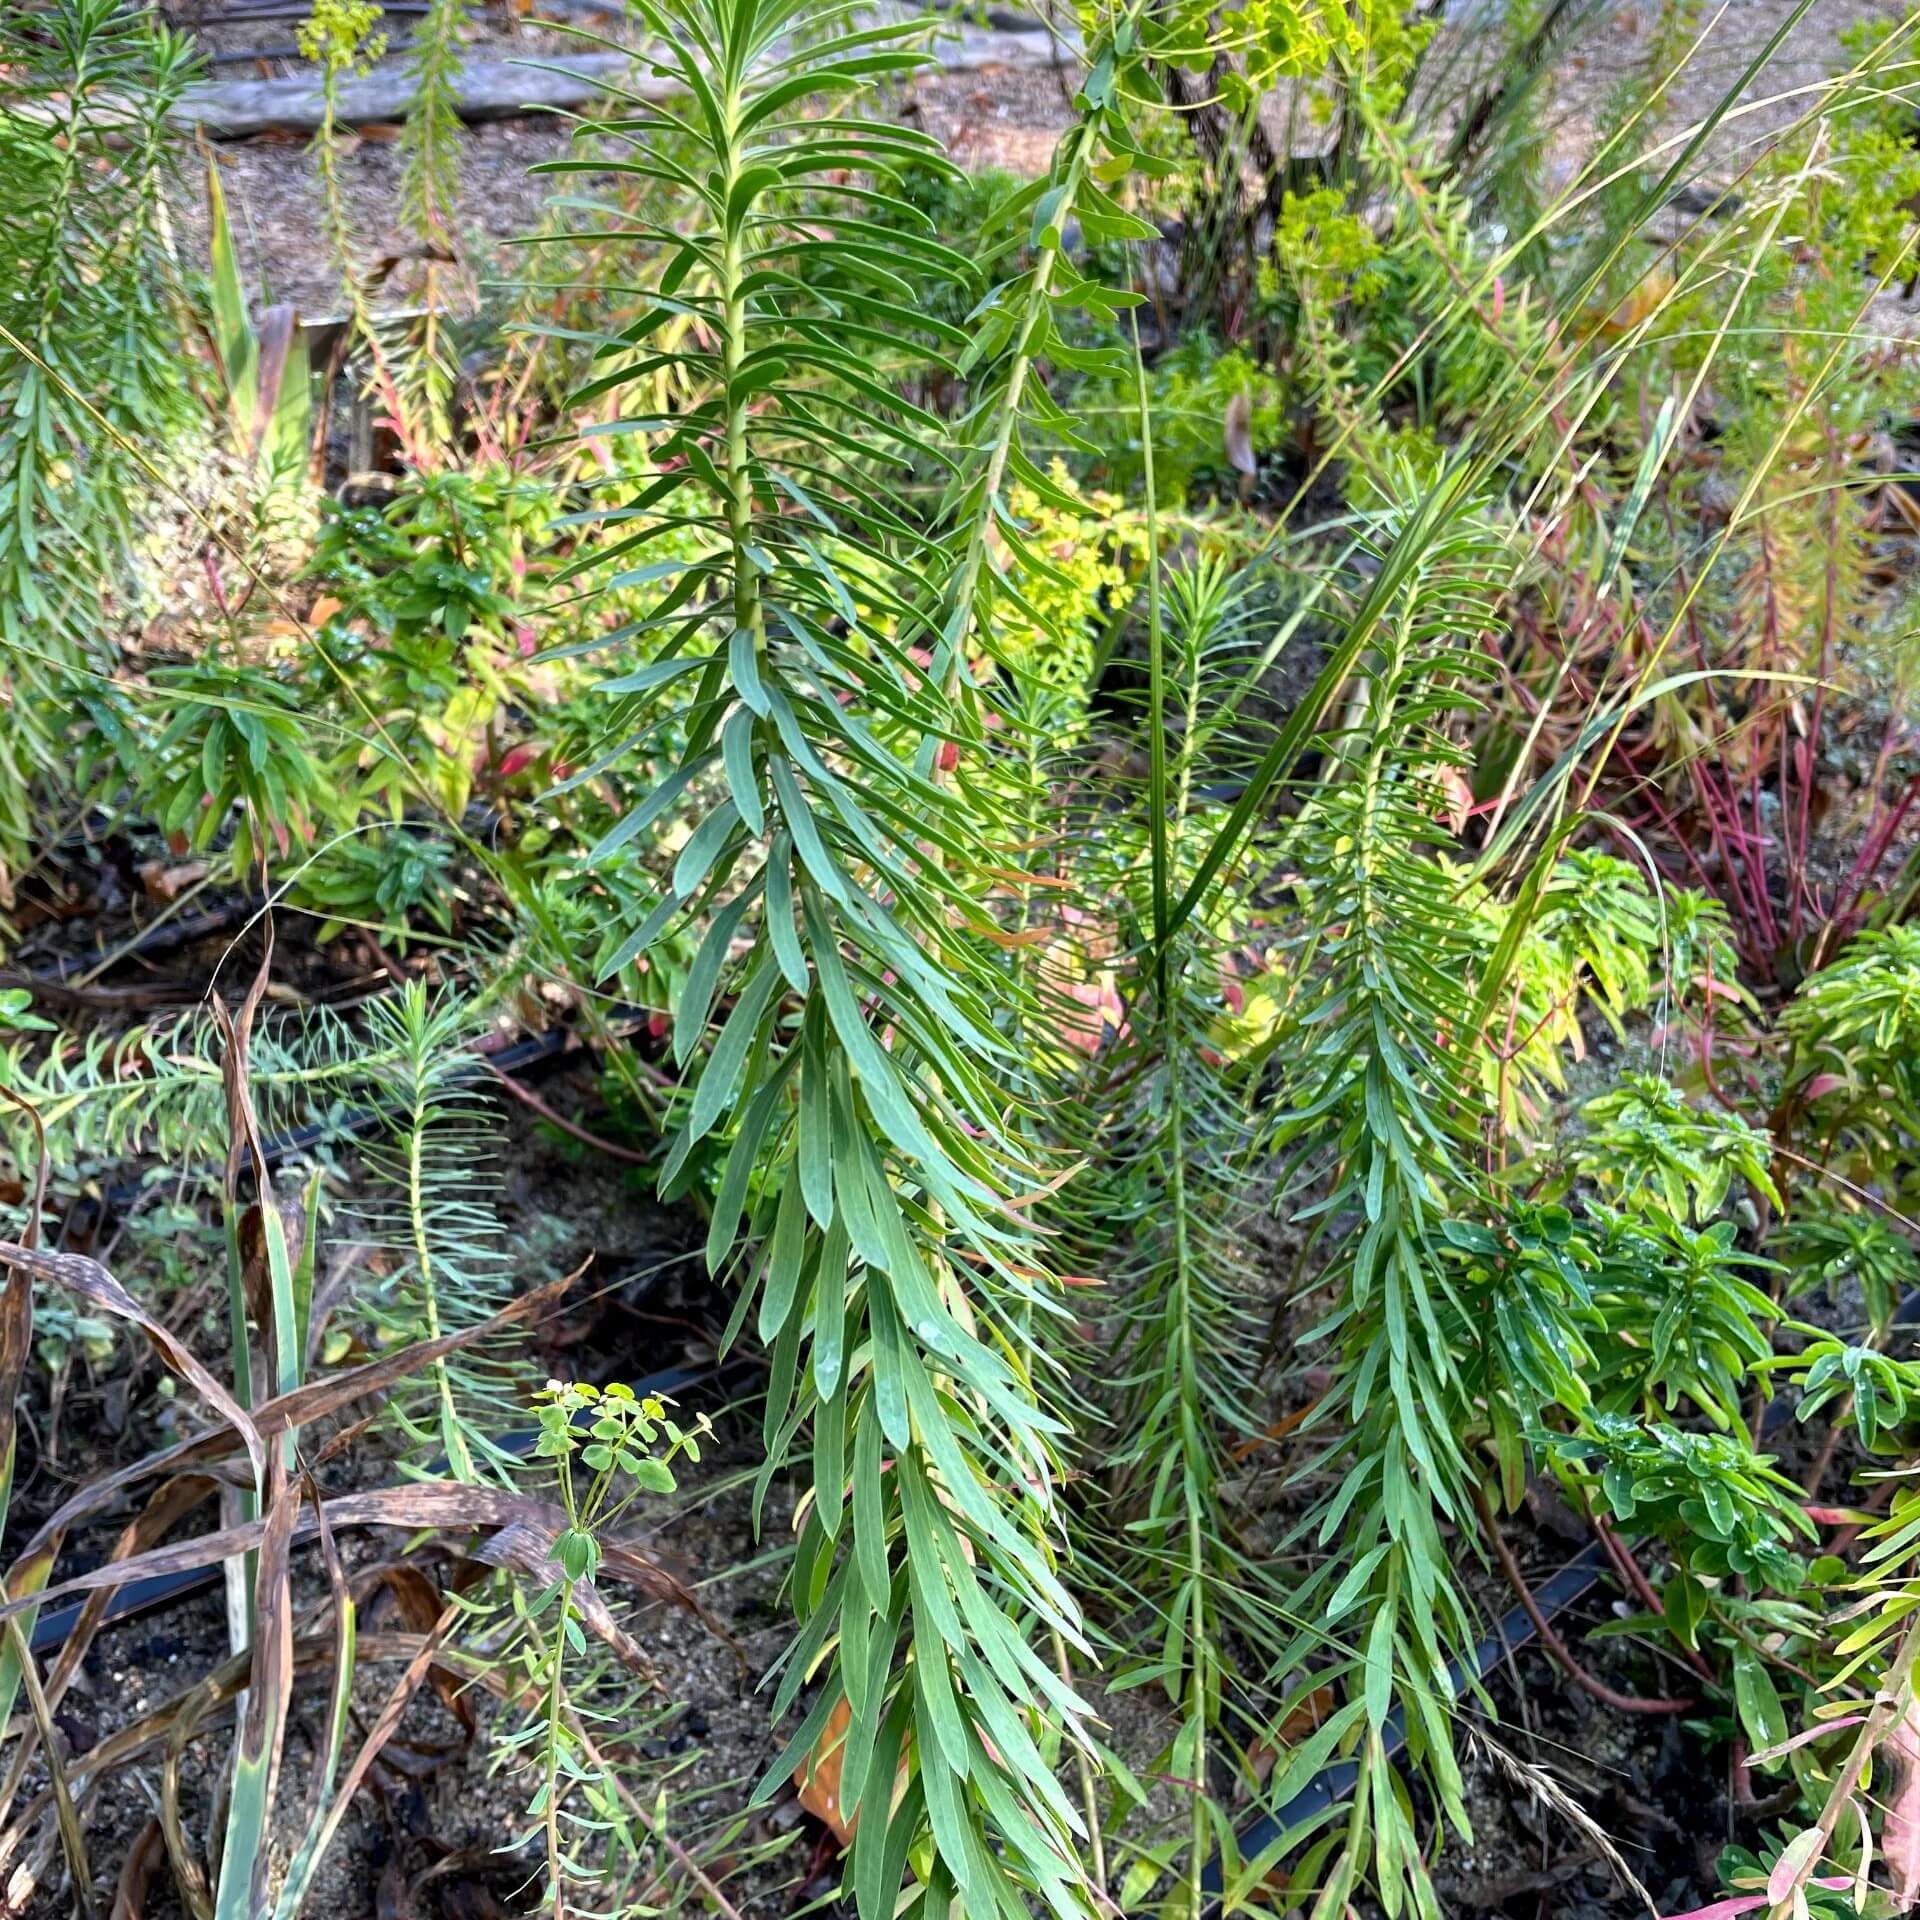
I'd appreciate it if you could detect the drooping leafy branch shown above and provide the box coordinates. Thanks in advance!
[546,4,1147,1909]
[0,0,199,894]
[1248,476,1514,1916]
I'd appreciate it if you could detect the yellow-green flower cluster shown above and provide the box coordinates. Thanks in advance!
[296,0,385,75]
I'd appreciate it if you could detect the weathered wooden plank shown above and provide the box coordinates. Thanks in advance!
[171,22,1073,138]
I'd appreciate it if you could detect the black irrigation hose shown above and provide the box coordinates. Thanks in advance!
[26,1362,708,1655]
[11,899,262,987]
[1193,1541,1610,1917]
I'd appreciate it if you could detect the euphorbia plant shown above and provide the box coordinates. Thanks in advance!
[540,0,1171,1909]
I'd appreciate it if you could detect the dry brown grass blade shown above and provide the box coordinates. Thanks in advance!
[42,1476,219,1710]
[0,1084,51,1607]
[264,1264,580,1433]
[0,1474,219,1832]
[3,1611,95,1920]
[3,1267,584,1606]
[223,1453,300,1912]
[236,1196,308,1356]
[4,1628,465,1908]
[273,1482,385,1920]
[161,1681,218,1920]
[0,1243,265,1488]
[215,920,276,1211]
[0,1483,702,1626]
[301,1470,356,1843]
[0,1257,32,1517]
[280,1600,460,1916]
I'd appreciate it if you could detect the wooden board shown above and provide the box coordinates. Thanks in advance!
[172,22,1074,138]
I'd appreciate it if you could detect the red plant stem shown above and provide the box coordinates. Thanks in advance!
[1665,511,1770,937]
[204,546,232,620]
[477,1058,653,1165]
[1688,761,1764,950]
[1788,423,1845,943]
[1747,767,1779,950]
[1591,1514,1715,1683]
[1748,529,1787,950]
[1802,1414,1849,1502]
[1610,785,1720,901]
[1781,722,1800,940]
[1592,1510,1652,1605]
[1699,1022,1735,1111]
[1837,768,1920,934]
[1853,775,1920,887]
[1474,1486,1697,1716]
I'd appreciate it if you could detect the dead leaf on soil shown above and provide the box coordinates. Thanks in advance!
[794,1696,909,1846]
[137,859,209,903]
[107,1818,166,1920]
[1223,388,1256,477]
[795,1697,855,1842]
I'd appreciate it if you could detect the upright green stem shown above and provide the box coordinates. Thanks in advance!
[544,1582,572,1917]
[1008,699,1108,1895]
[407,1111,472,1480]
[31,44,87,337]
[1134,312,1169,979]
[1173,1108,1208,1912]
[1134,304,1209,1912]
[718,95,763,660]
[928,122,1100,718]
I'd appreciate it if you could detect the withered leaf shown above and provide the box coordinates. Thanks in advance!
[0,1241,265,1487]
[1223,387,1257,477]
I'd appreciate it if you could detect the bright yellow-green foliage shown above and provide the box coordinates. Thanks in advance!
[295,0,384,73]
[1836,21,1920,273]
[993,461,1144,732]
[1219,0,1431,99]
[1272,187,1388,300]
